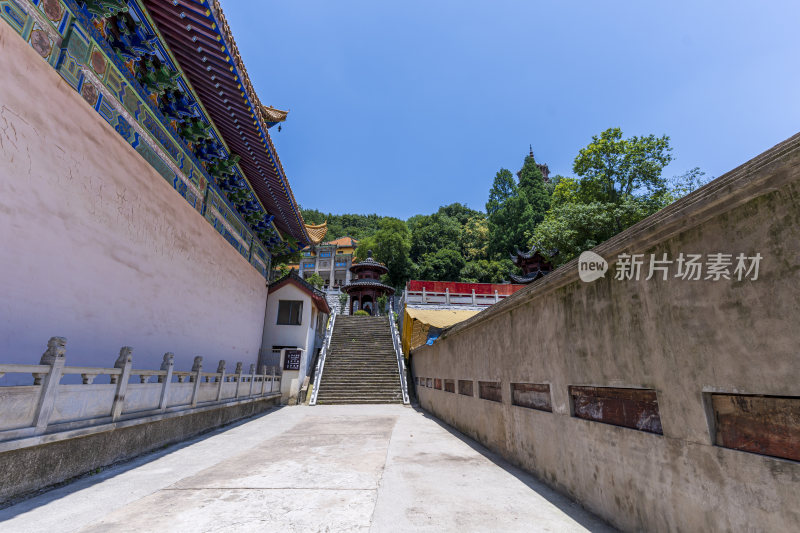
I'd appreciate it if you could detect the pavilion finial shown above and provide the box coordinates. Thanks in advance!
[367,250,373,258]
[529,144,534,158]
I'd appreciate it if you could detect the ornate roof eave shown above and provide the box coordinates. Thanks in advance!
[269,271,331,314]
[341,279,396,295]
[261,105,288,127]
[349,253,389,274]
[512,246,559,262]
[141,0,313,247]
[509,271,549,284]
[304,221,328,245]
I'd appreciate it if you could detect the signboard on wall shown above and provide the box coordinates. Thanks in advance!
[283,349,301,371]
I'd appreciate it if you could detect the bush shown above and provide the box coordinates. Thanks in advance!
[354,310,370,316]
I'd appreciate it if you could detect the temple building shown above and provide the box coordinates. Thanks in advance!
[0,0,325,374]
[509,247,557,284]
[291,236,359,289]
[341,251,395,315]
[262,271,330,401]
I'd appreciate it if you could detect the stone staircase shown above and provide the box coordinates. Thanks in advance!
[315,315,403,404]
[324,290,349,316]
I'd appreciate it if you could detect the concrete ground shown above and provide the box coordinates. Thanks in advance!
[0,405,614,533]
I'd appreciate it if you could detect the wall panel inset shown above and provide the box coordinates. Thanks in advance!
[458,380,473,396]
[711,394,800,461]
[479,381,502,403]
[571,386,662,434]
[511,383,552,412]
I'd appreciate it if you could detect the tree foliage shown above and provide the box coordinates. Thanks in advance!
[572,127,673,203]
[531,128,677,265]
[416,248,465,282]
[298,129,698,283]
[355,218,414,289]
[486,155,550,257]
[306,273,325,289]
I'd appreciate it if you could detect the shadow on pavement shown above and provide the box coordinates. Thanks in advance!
[409,403,617,532]
[0,405,287,521]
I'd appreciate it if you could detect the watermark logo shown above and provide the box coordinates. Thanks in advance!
[578,251,608,282]
[578,251,763,282]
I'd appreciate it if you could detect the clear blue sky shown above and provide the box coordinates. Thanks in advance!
[223,0,800,220]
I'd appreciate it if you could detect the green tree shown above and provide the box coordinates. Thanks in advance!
[355,218,414,288]
[459,258,513,283]
[460,215,490,261]
[306,273,325,289]
[572,127,673,203]
[436,203,482,226]
[486,154,551,258]
[409,213,461,261]
[531,128,675,265]
[667,167,711,201]
[416,248,465,281]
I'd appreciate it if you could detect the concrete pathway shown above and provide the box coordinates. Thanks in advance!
[0,405,614,532]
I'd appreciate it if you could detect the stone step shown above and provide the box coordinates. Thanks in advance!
[319,390,400,399]
[314,314,402,405]
[322,375,400,387]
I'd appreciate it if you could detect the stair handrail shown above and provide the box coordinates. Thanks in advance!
[388,297,410,404]
[309,312,336,405]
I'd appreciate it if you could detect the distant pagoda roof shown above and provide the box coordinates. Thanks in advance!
[341,278,395,295]
[510,246,558,263]
[350,251,388,274]
[509,271,548,284]
[510,246,557,284]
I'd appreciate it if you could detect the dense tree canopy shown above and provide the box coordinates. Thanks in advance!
[354,218,414,289]
[297,128,703,285]
[486,154,550,257]
[531,128,681,265]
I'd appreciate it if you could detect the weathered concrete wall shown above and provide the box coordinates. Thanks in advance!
[0,395,280,504]
[0,22,267,376]
[412,133,800,532]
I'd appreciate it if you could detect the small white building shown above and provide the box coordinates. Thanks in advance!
[261,272,330,402]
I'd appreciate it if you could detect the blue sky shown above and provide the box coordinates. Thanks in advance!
[223,1,800,220]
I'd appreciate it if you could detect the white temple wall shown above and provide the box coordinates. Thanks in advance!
[0,22,268,380]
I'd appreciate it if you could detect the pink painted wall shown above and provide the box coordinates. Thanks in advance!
[0,23,268,379]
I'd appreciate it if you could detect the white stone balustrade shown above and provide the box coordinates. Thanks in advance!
[403,289,504,307]
[0,337,281,445]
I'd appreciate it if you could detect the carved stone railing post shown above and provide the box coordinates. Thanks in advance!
[33,337,67,435]
[111,347,133,421]
[215,360,226,401]
[234,362,243,398]
[190,356,203,407]
[260,365,267,395]
[158,352,174,412]
[270,367,277,393]
[248,364,256,396]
